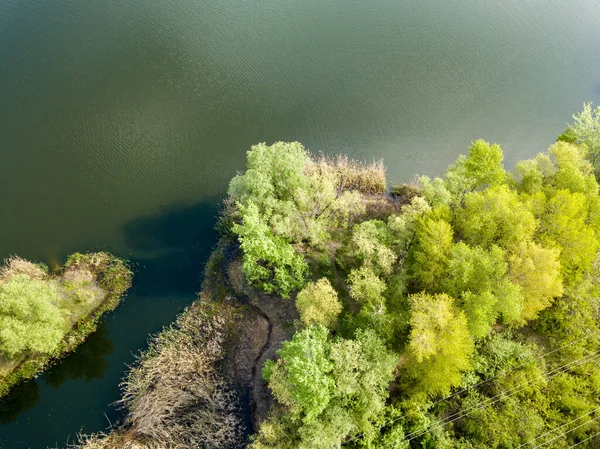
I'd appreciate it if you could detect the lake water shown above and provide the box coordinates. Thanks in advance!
[1,0,599,447]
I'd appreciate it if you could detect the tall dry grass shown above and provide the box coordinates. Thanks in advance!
[0,256,48,283]
[82,301,245,449]
[305,154,386,195]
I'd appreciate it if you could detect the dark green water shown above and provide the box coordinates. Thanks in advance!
[0,0,599,447]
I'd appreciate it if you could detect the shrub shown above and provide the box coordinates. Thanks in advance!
[0,274,67,357]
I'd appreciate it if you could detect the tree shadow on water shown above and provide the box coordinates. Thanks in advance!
[0,380,39,424]
[44,321,114,388]
[122,199,220,297]
[0,322,114,424]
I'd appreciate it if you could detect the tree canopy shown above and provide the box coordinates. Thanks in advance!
[0,274,67,357]
[230,104,600,448]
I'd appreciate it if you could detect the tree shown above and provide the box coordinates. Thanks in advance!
[444,243,508,297]
[508,240,563,321]
[258,327,397,449]
[442,242,524,335]
[538,189,599,282]
[263,325,334,421]
[347,266,393,337]
[386,196,431,262]
[547,141,598,196]
[295,278,342,328]
[232,202,307,298]
[455,185,537,248]
[0,274,67,357]
[418,175,452,207]
[229,142,365,296]
[561,102,600,171]
[330,329,398,426]
[347,220,396,275]
[444,140,506,200]
[410,218,454,291]
[348,266,387,305]
[405,292,473,396]
[229,142,363,248]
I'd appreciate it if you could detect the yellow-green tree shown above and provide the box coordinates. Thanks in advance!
[455,185,537,248]
[410,218,454,291]
[508,240,563,321]
[538,189,598,282]
[295,278,342,328]
[444,139,506,200]
[0,274,67,357]
[406,292,473,396]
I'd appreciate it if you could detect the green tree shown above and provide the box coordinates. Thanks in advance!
[229,142,365,296]
[232,202,307,298]
[561,102,600,171]
[295,278,342,328]
[329,329,398,429]
[455,185,537,248]
[508,240,563,321]
[263,325,334,421]
[0,274,67,357]
[229,142,363,248]
[258,327,397,449]
[406,292,473,396]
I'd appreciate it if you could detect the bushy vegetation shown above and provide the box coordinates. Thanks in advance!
[225,106,600,448]
[0,273,67,357]
[0,252,131,397]
[227,142,377,297]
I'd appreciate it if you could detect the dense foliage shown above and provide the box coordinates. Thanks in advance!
[0,260,68,358]
[228,106,600,448]
[0,274,67,357]
[0,252,132,398]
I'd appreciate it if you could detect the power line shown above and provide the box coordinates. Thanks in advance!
[340,332,597,447]
[533,415,600,448]
[399,351,600,446]
[513,407,600,449]
[565,430,600,448]
[377,349,600,449]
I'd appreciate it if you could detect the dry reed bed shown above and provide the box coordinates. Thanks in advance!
[305,154,386,195]
[72,300,244,449]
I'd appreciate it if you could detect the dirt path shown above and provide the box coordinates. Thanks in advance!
[223,251,298,428]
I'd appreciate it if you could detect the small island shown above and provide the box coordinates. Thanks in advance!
[72,104,600,448]
[0,252,132,397]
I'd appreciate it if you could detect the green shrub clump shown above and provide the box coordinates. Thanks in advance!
[0,274,67,357]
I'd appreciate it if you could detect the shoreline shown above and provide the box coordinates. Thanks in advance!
[0,252,132,398]
[71,240,295,449]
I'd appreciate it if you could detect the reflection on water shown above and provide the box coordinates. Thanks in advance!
[0,382,39,425]
[45,322,114,388]
[0,322,114,425]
